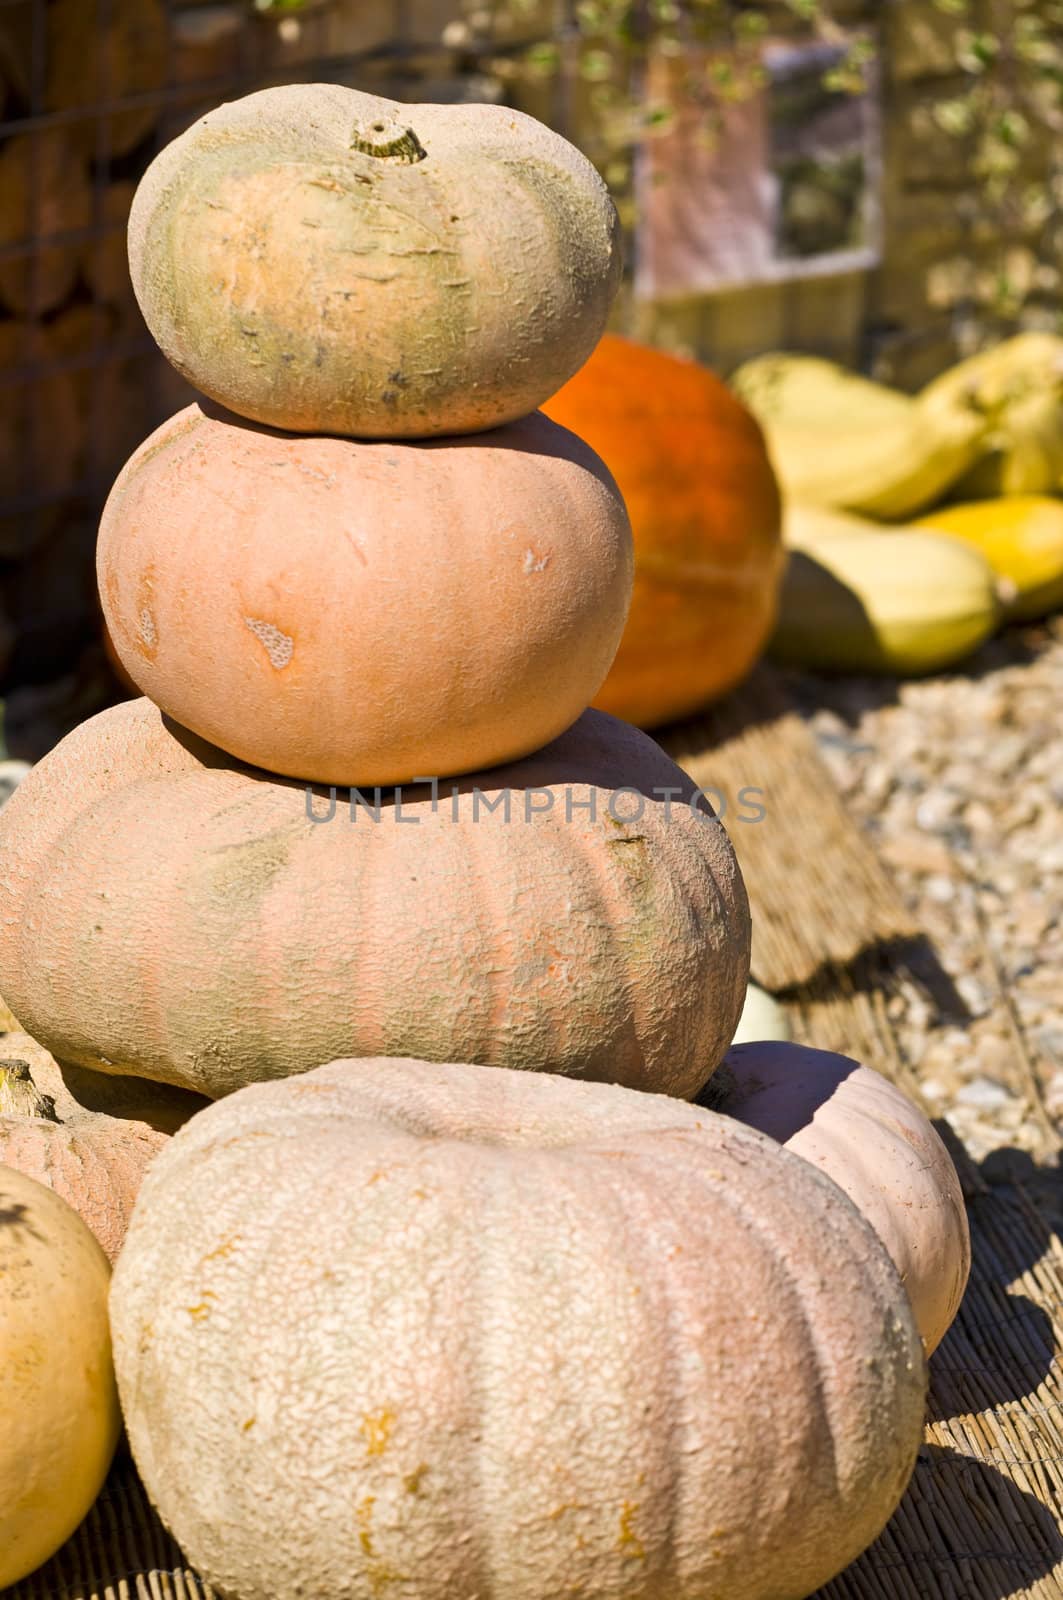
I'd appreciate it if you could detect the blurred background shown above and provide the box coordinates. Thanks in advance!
[0,0,1061,749]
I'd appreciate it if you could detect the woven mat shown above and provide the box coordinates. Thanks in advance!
[659,666,920,991]
[10,669,1063,1600]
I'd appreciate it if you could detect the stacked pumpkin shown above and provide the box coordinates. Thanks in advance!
[0,85,967,1600]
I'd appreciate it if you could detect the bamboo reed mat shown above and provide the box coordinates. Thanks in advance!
[9,669,1062,1600]
[659,665,919,991]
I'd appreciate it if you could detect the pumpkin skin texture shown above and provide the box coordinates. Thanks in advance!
[0,698,750,1100]
[97,403,634,786]
[111,1057,926,1600]
[543,336,785,728]
[127,84,622,438]
[0,1166,121,1587]
[712,1043,971,1355]
[0,1030,208,1262]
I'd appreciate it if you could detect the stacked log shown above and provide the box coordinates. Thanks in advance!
[0,317,85,558]
[78,180,141,334]
[0,131,92,315]
[45,0,169,158]
[0,0,497,638]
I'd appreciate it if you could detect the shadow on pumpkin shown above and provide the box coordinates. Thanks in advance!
[54,1059,210,1136]
[195,393,610,468]
[211,703,722,816]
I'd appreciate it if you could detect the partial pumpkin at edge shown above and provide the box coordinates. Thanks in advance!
[707,1041,971,1354]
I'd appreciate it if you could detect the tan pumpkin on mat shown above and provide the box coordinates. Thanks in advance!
[111,1057,926,1600]
[711,1042,971,1354]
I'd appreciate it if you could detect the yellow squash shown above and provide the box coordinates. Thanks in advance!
[915,496,1063,621]
[783,502,884,549]
[769,529,1000,675]
[921,333,1063,498]
[732,352,914,429]
[732,353,986,521]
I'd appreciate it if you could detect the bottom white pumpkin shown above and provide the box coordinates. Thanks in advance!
[110,1057,926,1600]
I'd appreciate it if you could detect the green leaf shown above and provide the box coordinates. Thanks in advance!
[523,40,561,74]
[580,48,614,81]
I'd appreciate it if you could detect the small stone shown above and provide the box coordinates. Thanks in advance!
[964,800,997,835]
[1032,1028,1063,1067]
[1045,1072,1063,1122]
[916,792,962,831]
[982,733,1030,778]
[1035,840,1063,874]
[955,975,993,1018]
[955,1076,1015,1110]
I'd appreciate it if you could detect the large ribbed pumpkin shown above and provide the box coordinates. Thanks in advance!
[543,335,784,728]
[128,84,622,438]
[710,1043,971,1354]
[0,698,749,1100]
[0,1029,207,1262]
[111,1057,926,1600]
[97,404,633,786]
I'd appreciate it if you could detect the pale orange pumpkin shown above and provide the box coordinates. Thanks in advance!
[111,1056,926,1600]
[711,1042,971,1354]
[97,404,634,786]
[543,335,784,728]
[0,698,750,1101]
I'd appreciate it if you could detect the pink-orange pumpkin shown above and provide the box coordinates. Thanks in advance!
[97,403,633,786]
[111,1056,926,1600]
[0,1029,207,1261]
[0,698,750,1101]
[710,1042,971,1353]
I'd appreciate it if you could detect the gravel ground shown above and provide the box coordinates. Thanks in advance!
[783,613,1063,1167]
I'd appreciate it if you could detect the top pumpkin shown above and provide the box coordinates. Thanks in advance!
[127,84,623,438]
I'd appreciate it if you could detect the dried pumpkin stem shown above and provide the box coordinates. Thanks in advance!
[349,122,427,163]
[0,1061,60,1122]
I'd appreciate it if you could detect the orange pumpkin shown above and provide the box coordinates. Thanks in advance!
[543,335,784,728]
[97,404,633,786]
